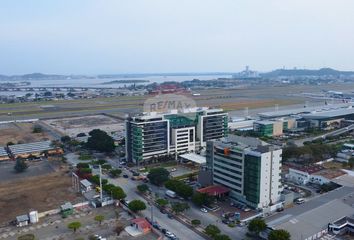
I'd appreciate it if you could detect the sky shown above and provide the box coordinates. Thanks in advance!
[0,0,354,75]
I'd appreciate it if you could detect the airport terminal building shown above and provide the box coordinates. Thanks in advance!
[125,108,228,164]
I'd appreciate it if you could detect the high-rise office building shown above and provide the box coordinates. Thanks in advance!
[126,108,228,164]
[206,136,282,209]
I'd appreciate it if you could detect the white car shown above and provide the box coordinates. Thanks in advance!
[200,208,208,213]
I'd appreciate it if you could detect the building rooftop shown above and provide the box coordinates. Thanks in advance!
[179,153,206,164]
[60,202,73,211]
[269,199,354,240]
[0,147,8,157]
[301,107,354,120]
[16,214,29,222]
[8,141,55,155]
[314,169,347,180]
[197,185,230,196]
[80,179,92,188]
[288,164,324,174]
[258,103,353,119]
[131,218,151,230]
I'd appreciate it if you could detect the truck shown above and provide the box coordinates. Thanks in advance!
[165,190,176,198]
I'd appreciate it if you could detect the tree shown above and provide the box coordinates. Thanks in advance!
[156,198,169,208]
[171,202,189,214]
[147,168,170,186]
[86,129,115,153]
[14,159,28,173]
[204,224,220,238]
[165,179,193,199]
[90,175,108,185]
[268,229,291,240]
[128,200,146,213]
[76,163,89,169]
[109,169,122,178]
[248,218,267,235]
[6,141,14,146]
[32,125,42,133]
[192,192,214,207]
[191,219,201,227]
[137,184,149,193]
[94,215,105,225]
[103,184,126,200]
[18,234,36,240]
[61,135,71,143]
[349,157,354,169]
[67,221,81,233]
[214,234,232,240]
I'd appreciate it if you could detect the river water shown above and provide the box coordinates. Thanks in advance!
[0,74,231,96]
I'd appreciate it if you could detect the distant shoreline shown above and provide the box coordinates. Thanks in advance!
[101,79,150,84]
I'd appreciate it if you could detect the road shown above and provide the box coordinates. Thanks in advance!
[108,172,205,240]
[147,181,247,240]
[66,152,247,240]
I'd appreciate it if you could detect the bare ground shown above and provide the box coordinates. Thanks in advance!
[0,122,52,145]
[0,164,83,224]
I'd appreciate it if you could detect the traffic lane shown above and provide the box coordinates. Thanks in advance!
[143,205,205,240]
[109,176,205,240]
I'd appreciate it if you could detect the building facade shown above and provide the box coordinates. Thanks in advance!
[126,108,228,164]
[206,136,282,209]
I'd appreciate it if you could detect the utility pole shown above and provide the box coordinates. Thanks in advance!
[151,202,154,222]
[99,165,103,203]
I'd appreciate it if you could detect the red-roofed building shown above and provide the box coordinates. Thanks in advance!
[197,185,230,197]
[131,218,151,234]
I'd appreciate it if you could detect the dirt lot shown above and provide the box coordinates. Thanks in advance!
[0,122,52,145]
[0,163,83,224]
[43,115,124,137]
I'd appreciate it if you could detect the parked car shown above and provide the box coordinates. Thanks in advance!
[160,208,167,214]
[295,198,305,204]
[200,208,208,213]
[152,222,161,230]
[167,213,174,219]
[276,207,284,212]
[222,219,230,224]
[123,174,129,178]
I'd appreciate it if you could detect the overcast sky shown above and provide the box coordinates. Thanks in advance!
[1,0,353,75]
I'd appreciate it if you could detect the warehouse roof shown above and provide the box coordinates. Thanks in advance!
[8,141,55,155]
[0,147,8,157]
[301,107,354,120]
[259,103,352,118]
[269,199,354,240]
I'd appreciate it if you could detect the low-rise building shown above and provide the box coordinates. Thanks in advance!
[0,147,10,161]
[328,216,354,235]
[8,141,63,159]
[16,214,29,227]
[80,179,93,193]
[287,165,346,185]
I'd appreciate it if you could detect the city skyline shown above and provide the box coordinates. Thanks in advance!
[1,0,354,75]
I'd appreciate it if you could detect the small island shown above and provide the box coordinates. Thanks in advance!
[101,79,150,84]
